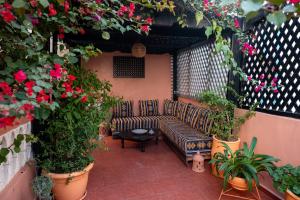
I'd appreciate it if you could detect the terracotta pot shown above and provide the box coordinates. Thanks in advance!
[229,177,254,191]
[211,135,240,177]
[47,162,94,200]
[286,189,300,200]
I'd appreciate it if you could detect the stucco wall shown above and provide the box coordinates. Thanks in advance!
[83,52,172,115]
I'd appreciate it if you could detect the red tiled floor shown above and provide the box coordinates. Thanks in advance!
[86,137,275,200]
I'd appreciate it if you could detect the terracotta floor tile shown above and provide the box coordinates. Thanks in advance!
[86,137,275,200]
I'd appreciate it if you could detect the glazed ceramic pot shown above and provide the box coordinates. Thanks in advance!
[47,162,94,200]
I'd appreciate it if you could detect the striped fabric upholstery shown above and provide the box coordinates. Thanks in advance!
[195,108,213,134]
[139,99,159,116]
[163,99,178,116]
[185,105,200,124]
[112,100,133,118]
[112,115,176,132]
[160,118,212,158]
[176,102,189,121]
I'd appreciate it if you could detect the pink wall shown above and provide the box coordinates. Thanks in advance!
[84,52,172,115]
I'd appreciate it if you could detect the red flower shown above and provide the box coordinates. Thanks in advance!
[75,87,83,94]
[21,103,34,111]
[54,63,62,69]
[259,74,265,80]
[25,81,36,96]
[272,77,278,83]
[234,18,240,28]
[61,93,67,98]
[140,25,149,33]
[81,95,88,103]
[0,116,16,128]
[26,112,34,121]
[79,28,85,35]
[14,70,27,83]
[146,17,153,25]
[58,33,64,39]
[271,82,277,87]
[37,9,42,17]
[64,0,70,13]
[3,3,12,10]
[273,89,279,93]
[242,42,255,56]
[68,74,76,82]
[0,82,12,96]
[48,3,57,16]
[36,90,50,103]
[260,81,265,87]
[129,3,135,12]
[0,10,16,23]
[29,0,38,7]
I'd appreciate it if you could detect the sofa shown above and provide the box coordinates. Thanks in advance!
[111,99,213,165]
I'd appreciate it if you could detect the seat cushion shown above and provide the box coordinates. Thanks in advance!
[163,99,178,116]
[112,100,133,118]
[159,118,212,155]
[139,99,159,116]
[112,115,176,132]
[176,102,189,121]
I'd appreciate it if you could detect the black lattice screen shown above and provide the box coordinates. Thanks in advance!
[113,56,145,78]
[177,41,229,98]
[242,18,300,116]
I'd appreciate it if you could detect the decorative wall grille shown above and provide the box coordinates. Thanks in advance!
[177,41,229,98]
[242,18,300,116]
[113,56,145,78]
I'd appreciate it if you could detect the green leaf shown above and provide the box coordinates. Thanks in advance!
[205,26,213,38]
[241,0,263,15]
[39,0,49,8]
[12,0,25,8]
[101,32,110,40]
[266,11,287,27]
[195,11,203,26]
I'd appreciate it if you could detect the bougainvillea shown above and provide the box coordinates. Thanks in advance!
[0,0,175,128]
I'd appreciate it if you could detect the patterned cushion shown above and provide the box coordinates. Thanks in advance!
[163,99,178,116]
[139,99,159,116]
[112,100,133,118]
[112,115,176,132]
[185,105,200,124]
[195,108,213,133]
[176,102,189,121]
[159,118,212,156]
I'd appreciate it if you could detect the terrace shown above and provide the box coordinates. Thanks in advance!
[0,1,299,200]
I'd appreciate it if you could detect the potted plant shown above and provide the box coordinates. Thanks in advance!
[35,66,115,200]
[270,165,300,200]
[210,137,278,191]
[199,90,257,166]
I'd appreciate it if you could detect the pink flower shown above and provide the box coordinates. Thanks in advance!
[146,17,153,25]
[64,0,70,13]
[68,74,76,82]
[254,86,261,93]
[271,82,277,87]
[14,70,27,83]
[61,93,67,98]
[288,0,300,3]
[259,74,265,79]
[234,18,240,28]
[273,89,279,93]
[260,81,265,87]
[25,81,36,96]
[272,77,278,83]
[140,25,149,33]
[247,76,252,81]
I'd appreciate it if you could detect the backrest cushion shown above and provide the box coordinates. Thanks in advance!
[112,100,133,118]
[176,102,189,121]
[139,99,159,116]
[163,99,178,116]
[196,108,213,134]
[186,105,201,125]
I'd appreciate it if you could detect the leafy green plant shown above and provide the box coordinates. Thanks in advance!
[270,165,300,196]
[199,90,256,141]
[210,137,278,190]
[32,175,53,200]
[36,66,117,173]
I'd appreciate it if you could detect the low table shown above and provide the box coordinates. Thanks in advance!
[119,129,159,152]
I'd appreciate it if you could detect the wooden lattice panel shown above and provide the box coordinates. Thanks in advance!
[242,18,300,116]
[177,41,229,98]
[113,56,145,78]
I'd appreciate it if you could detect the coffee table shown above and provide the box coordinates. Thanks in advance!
[119,129,159,152]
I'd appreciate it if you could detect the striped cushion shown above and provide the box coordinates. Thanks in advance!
[112,101,133,118]
[176,102,189,121]
[195,108,213,134]
[139,99,159,116]
[111,115,176,132]
[163,99,178,116]
[185,105,200,125]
